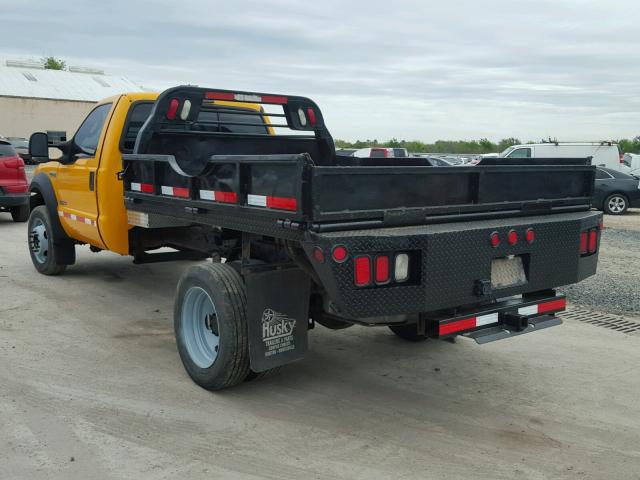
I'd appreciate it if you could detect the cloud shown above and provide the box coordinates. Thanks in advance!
[1,0,639,141]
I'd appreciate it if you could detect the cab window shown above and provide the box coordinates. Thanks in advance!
[75,103,112,155]
[506,147,531,158]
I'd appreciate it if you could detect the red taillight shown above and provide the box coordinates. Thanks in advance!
[166,98,180,120]
[620,152,625,163]
[507,230,518,246]
[490,232,500,248]
[213,191,238,204]
[332,245,348,263]
[525,228,535,244]
[313,246,325,263]
[579,232,588,254]
[306,107,317,126]
[588,230,598,253]
[354,256,372,286]
[375,255,390,284]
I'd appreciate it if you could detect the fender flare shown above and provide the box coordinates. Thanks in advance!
[29,173,76,265]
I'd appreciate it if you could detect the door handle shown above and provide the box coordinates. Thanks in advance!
[89,172,95,191]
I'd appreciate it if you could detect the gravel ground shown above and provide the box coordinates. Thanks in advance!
[560,209,640,317]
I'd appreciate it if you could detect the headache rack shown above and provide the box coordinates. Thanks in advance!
[122,86,597,239]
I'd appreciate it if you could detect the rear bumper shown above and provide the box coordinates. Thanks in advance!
[0,193,29,208]
[305,210,601,319]
[430,292,566,342]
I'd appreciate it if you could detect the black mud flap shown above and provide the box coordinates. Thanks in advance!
[245,266,311,372]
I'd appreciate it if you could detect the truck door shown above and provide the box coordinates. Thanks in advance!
[55,102,114,248]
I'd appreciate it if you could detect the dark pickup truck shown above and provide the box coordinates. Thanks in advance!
[27,86,601,390]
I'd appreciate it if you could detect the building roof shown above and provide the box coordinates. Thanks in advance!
[0,61,144,102]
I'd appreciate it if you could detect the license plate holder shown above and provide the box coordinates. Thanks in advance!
[491,256,527,289]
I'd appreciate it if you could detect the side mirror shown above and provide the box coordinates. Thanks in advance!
[29,132,50,163]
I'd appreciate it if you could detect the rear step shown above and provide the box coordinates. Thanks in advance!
[429,294,566,344]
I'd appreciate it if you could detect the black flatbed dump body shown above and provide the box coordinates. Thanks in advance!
[116,86,604,380]
[122,86,596,240]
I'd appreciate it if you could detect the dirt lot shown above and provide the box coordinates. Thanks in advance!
[1,211,639,480]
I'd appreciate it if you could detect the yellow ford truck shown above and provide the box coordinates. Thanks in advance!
[27,86,602,390]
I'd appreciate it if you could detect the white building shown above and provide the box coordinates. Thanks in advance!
[0,59,144,143]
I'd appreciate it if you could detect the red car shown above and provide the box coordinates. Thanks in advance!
[0,140,29,222]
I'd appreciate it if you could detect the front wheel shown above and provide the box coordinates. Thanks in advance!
[174,263,251,390]
[27,206,68,275]
[603,193,628,215]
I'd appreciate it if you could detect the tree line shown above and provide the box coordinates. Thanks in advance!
[335,137,640,154]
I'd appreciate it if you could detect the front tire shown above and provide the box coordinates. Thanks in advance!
[603,193,628,215]
[174,263,251,390]
[11,204,29,222]
[27,206,67,275]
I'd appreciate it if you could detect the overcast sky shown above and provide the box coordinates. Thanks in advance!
[1,0,639,142]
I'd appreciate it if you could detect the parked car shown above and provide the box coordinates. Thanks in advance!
[352,147,394,158]
[500,142,622,171]
[6,137,31,164]
[0,140,30,222]
[593,167,640,215]
[428,156,457,166]
[622,153,640,177]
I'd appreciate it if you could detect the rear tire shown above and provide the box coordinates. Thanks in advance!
[389,324,428,342]
[174,262,251,391]
[11,204,29,222]
[27,206,68,275]
[603,193,628,215]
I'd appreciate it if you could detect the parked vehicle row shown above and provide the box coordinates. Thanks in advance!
[0,139,30,222]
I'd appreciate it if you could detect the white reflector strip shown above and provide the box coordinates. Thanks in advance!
[247,194,267,207]
[518,305,538,316]
[131,182,142,192]
[161,186,173,196]
[235,93,261,102]
[200,190,215,201]
[475,312,499,327]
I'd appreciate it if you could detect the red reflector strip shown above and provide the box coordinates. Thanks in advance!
[130,182,154,193]
[58,210,96,227]
[518,297,567,316]
[439,317,477,335]
[260,95,288,104]
[266,196,297,211]
[439,312,499,336]
[204,92,288,105]
[199,190,237,204]
[205,91,235,101]
[161,186,190,198]
[247,194,297,211]
[538,298,567,314]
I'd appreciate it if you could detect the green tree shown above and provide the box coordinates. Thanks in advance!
[43,56,66,70]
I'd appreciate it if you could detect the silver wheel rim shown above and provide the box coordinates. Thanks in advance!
[181,287,219,368]
[29,219,49,264]
[608,196,626,213]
